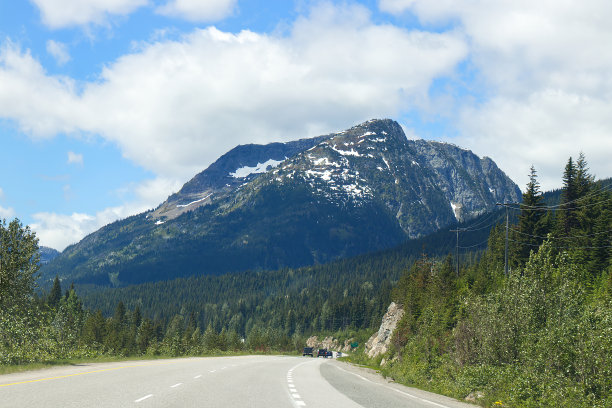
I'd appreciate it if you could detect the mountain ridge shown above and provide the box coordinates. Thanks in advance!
[40,119,520,286]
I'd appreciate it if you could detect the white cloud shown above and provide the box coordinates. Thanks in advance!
[0,187,4,200]
[31,176,182,250]
[67,151,83,165]
[46,40,70,65]
[457,90,612,191]
[0,41,83,137]
[31,0,148,28]
[0,3,467,182]
[380,0,612,190]
[156,0,236,22]
[31,212,96,251]
[0,206,16,220]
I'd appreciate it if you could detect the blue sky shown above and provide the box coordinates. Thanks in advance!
[1,0,611,250]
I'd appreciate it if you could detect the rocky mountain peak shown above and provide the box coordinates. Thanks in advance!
[42,118,521,287]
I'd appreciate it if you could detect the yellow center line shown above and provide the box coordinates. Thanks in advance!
[0,360,178,388]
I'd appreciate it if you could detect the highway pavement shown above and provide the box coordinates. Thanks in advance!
[0,355,476,407]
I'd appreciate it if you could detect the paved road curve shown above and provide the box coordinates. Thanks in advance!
[0,356,475,408]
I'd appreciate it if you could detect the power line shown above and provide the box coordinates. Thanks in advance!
[458,238,490,249]
[513,184,612,210]
[507,238,612,250]
[459,211,498,230]
[459,220,501,232]
[506,196,612,212]
[509,227,612,240]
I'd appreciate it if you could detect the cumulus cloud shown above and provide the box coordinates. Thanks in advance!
[0,206,16,220]
[31,176,182,250]
[67,151,83,165]
[0,3,467,181]
[0,41,83,137]
[156,0,236,22]
[46,40,70,65]
[380,0,612,190]
[31,0,148,28]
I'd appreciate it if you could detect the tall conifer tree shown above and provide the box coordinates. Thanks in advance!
[48,275,62,309]
[517,166,545,264]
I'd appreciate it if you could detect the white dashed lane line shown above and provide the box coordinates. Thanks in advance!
[135,394,153,403]
[194,374,202,379]
[287,359,318,408]
[170,383,182,388]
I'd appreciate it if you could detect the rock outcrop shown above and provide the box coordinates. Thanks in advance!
[305,336,354,352]
[365,302,404,358]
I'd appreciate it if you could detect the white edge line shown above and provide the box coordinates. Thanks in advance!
[332,364,451,408]
[135,394,153,403]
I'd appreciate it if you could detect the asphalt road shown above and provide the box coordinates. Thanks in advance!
[0,356,476,408]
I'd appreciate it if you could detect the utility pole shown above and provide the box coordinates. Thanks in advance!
[450,227,461,277]
[496,203,510,277]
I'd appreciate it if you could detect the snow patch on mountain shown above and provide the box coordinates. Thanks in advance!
[331,145,362,157]
[382,157,391,170]
[450,202,461,220]
[177,193,213,208]
[230,158,284,178]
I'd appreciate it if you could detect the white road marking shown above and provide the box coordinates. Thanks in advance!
[209,370,216,373]
[170,383,182,388]
[287,359,319,408]
[194,375,202,379]
[332,364,452,408]
[135,394,153,403]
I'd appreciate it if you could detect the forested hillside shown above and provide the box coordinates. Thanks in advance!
[1,201,501,365]
[366,156,612,408]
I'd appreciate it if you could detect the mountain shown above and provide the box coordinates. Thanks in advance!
[152,134,329,220]
[39,246,60,265]
[40,119,520,286]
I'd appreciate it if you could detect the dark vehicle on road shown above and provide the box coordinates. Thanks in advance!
[317,348,328,357]
[303,347,314,356]
[326,350,333,358]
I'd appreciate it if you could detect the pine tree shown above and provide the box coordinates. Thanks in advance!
[559,157,579,234]
[114,301,127,327]
[48,275,62,309]
[517,166,546,265]
[575,152,594,198]
[81,310,106,346]
[131,305,142,330]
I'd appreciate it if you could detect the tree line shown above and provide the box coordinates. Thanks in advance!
[381,154,611,408]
